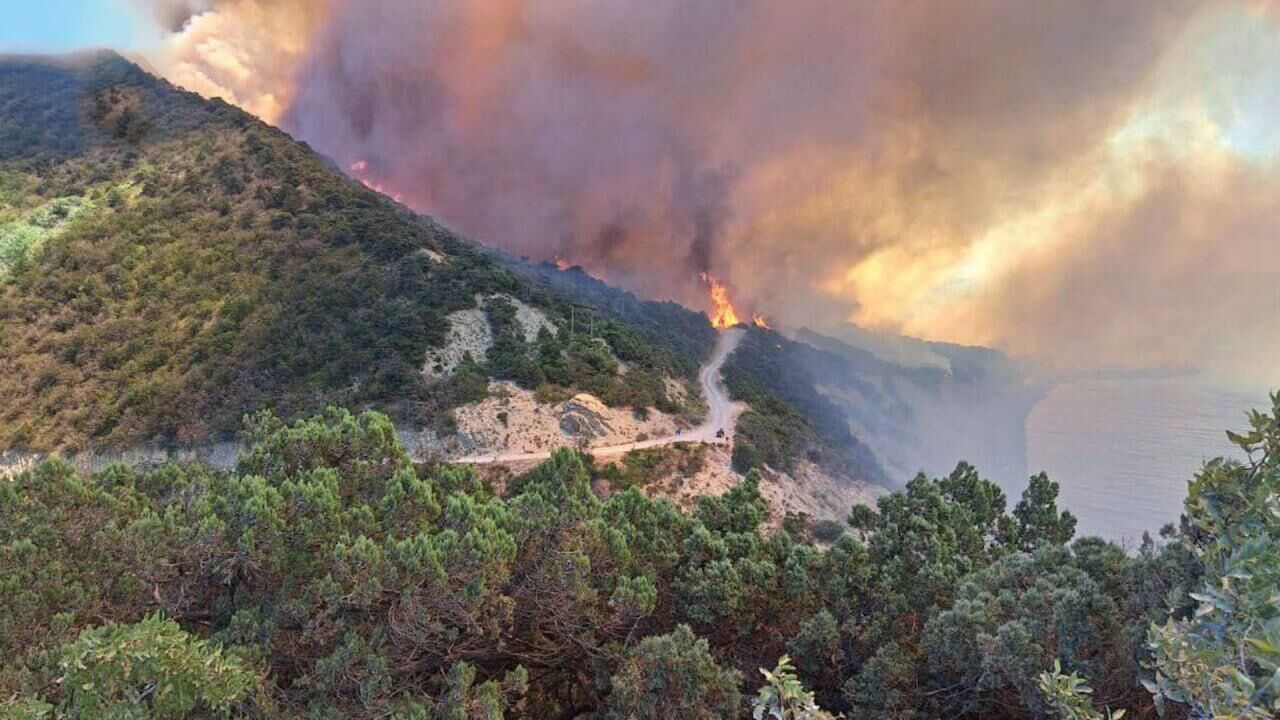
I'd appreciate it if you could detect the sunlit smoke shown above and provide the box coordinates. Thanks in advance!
[132,0,1280,383]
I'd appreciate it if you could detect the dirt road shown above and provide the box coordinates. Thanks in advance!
[455,328,745,464]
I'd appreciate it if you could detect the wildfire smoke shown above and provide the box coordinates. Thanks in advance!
[131,0,1280,381]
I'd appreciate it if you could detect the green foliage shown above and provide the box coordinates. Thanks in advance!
[1039,661,1126,720]
[1144,394,1280,719]
[386,663,527,720]
[499,258,716,384]
[5,392,1280,719]
[605,625,742,720]
[724,329,886,483]
[1007,472,1078,551]
[843,641,916,720]
[807,519,847,545]
[751,655,837,720]
[860,462,1009,617]
[922,546,1127,717]
[0,54,474,450]
[0,193,98,276]
[596,442,707,490]
[482,296,545,389]
[733,408,811,473]
[47,614,260,719]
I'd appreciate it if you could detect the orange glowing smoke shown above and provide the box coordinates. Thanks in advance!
[700,272,742,329]
[350,160,404,203]
[752,313,771,329]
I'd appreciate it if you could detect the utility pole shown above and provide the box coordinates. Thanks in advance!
[570,302,598,336]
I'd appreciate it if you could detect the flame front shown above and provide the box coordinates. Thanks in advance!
[701,272,742,329]
[350,160,404,203]
[752,313,771,329]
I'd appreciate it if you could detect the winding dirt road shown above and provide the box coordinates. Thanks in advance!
[455,328,745,464]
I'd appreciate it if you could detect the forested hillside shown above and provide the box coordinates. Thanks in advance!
[0,53,713,454]
[5,396,1280,718]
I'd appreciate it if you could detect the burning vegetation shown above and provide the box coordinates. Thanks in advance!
[706,270,752,330]
[701,272,742,329]
[700,273,771,329]
[349,160,403,203]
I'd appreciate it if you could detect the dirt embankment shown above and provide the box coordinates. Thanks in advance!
[631,444,882,525]
[452,382,683,455]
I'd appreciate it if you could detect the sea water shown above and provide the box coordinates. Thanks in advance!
[1024,379,1271,543]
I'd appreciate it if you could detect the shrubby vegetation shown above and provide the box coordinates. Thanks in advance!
[7,396,1280,718]
[595,442,708,491]
[497,257,717,384]
[0,54,706,454]
[482,293,688,416]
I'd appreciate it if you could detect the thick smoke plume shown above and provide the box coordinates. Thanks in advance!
[137,0,1280,384]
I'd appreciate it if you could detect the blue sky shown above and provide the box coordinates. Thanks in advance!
[0,0,146,54]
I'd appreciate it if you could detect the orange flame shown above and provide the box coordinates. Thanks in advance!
[554,257,570,270]
[752,313,771,329]
[700,272,742,329]
[350,160,404,203]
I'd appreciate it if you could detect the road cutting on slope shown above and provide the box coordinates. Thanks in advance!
[454,328,745,464]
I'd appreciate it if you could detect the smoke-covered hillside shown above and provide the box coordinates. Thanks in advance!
[791,327,1046,489]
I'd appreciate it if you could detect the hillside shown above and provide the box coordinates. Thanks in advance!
[790,326,1045,490]
[0,53,712,452]
[0,52,887,506]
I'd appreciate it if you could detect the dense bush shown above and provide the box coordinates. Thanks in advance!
[604,625,741,719]
[1144,396,1280,718]
[596,442,708,490]
[7,397,1275,718]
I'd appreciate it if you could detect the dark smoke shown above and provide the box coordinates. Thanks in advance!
[279,1,877,307]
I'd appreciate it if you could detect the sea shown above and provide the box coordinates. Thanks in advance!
[1024,378,1271,544]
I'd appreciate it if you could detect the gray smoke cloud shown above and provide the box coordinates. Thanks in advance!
[134,0,207,31]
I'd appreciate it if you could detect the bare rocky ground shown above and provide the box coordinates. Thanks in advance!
[634,444,882,526]
[440,327,881,523]
[423,307,492,377]
[452,382,684,455]
[423,295,556,378]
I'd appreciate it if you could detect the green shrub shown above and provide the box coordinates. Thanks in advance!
[50,614,260,719]
[605,625,741,720]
